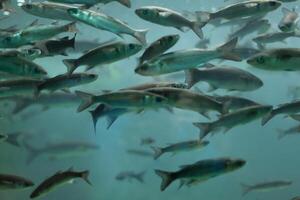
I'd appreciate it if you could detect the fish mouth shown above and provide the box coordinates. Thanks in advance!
[234,159,246,167]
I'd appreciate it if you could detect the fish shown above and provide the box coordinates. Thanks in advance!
[241,180,292,196]
[67,8,147,44]
[23,141,99,164]
[194,105,272,139]
[228,19,271,40]
[278,7,299,32]
[135,37,241,76]
[277,124,300,139]
[140,137,155,146]
[253,30,300,47]
[126,149,154,157]
[211,95,261,113]
[75,90,168,112]
[63,41,142,75]
[48,0,131,8]
[145,87,225,119]
[11,93,81,114]
[155,157,246,191]
[0,79,43,98]
[184,64,263,91]
[33,34,76,57]
[197,1,281,24]
[30,168,91,199]
[0,48,42,60]
[0,174,34,190]
[0,133,7,142]
[151,140,209,160]
[262,100,300,125]
[21,2,82,21]
[247,48,300,71]
[135,6,205,39]
[0,53,47,78]
[138,34,180,65]
[0,21,77,48]
[195,38,210,49]
[35,73,98,96]
[115,171,146,183]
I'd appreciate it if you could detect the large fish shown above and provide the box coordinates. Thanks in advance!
[135,38,241,76]
[155,158,246,191]
[247,48,300,71]
[67,8,147,44]
[185,64,263,91]
[194,105,272,139]
[30,168,91,199]
[63,41,142,75]
[135,6,205,39]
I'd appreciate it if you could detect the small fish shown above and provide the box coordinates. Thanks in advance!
[247,48,300,71]
[185,64,263,91]
[139,34,180,65]
[262,100,300,125]
[0,174,34,190]
[126,149,154,157]
[30,168,91,199]
[253,31,300,48]
[197,1,281,24]
[278,7,299,32]
[34,34,76,57]
[0,53,47,78]
[194,105,272,139]
[49,0,131,8]
[135,6,205,39]
[140,137,155,146]
[67,8,147,44]
[21,2,81,21]
[1,21,77,48]
[228,19,270,40]
[36,73,98,96]
[75,90,168,112]
[115,171,146,183]
[145,87,225,119]
[135,37,241,76]
[63,41,142,75]
[155,157,246,191]
[277,124,300,139]
[23,141,99,164]
[241,180,292,196]
[151,140,209,160]
[0,133,7,142]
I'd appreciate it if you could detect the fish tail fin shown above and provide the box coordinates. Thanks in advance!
[67,21,78,33]
[70,33,77,49]
[151,146,163,160]
[193,122,212,140]
[154,170,175,191]
[81,170,92,186]
[75,90,94,112]
[217,37,242,61]
[261,111,275,126]
[136,171,146,183]
[191,21,206,39]
[89,109,99,134]
[195,11,211,24]
[240,183,251,196]
[134,29,148,45]
[23,141,39,165]
[63,59,78,75]
[106,114,119,130]
[118,0,131,8]
[277,129,286,140]
[184,69,200,89]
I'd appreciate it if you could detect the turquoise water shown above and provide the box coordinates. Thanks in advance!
[1,0,300,199]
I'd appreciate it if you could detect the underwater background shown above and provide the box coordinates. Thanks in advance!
[1,0,300,199]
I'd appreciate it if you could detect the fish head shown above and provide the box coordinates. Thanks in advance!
[278,22,294,32]
[244,105,273,119]
[135,7,158,21]
[21,3,40,14]
[247,53,272,69]
[224,158,246,172]
[79,73,98,83]
[125,43,143,55]
[239,74,263,90]
[160,34,180,48]
[256,1,281,12]
[23,180,34,188]
[135,62,161,76]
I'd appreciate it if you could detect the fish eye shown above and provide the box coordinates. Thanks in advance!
[142,9,148,15]
[140,64,148,71]
[155,97,163,103]
[256,56,265,64]
[129,44,135,50]
[167,36,174,42]
[269,1,277,6]
[25,4,33,9]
